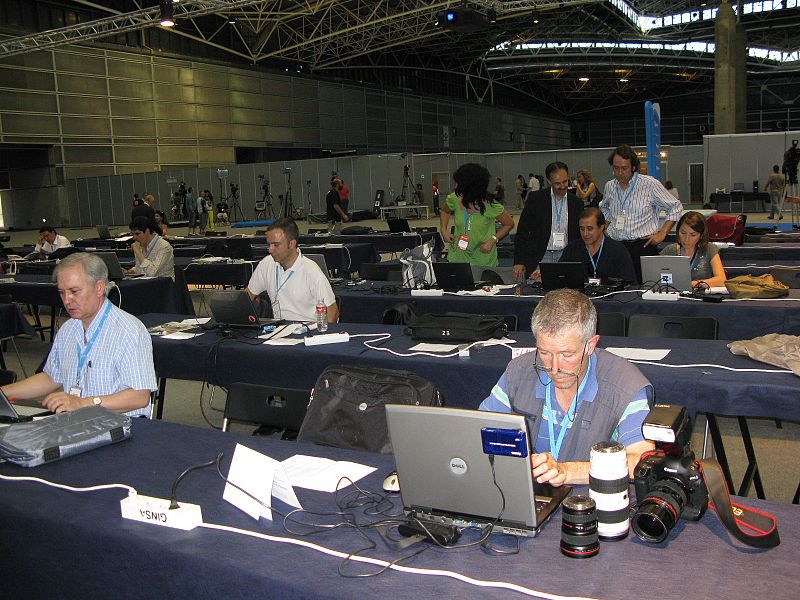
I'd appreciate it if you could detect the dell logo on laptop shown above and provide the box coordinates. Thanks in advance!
[449,457,467,474]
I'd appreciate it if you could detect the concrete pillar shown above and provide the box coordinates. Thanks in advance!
[714,1,747,134]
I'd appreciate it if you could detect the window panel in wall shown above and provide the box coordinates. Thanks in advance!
[197,122,232,139]
[229,73,261,93]
[1,114,60,135]
[263,126,293,142]
[157,120,198,139]
[0,51,52,70]
[193,68,230,89]
[108,79,153,99]
[158,146,198,164]
[0,90,57,113]
[64,165,116,179]
[106,59,151,80]
[154,83,195,103]
[55,53,106,76]
[63,145,113,164]
[114,145,158,163]
[0,67,55,91]
[261,77,291,96]
[231,107,267,125]
[230,90,264,109]
[292,98,318,115]
[112,118,156,137]
[62,137,111,145]
[294,129,320,145]
[155,103,197,121]
[59,95,109,116]
[61,116,111,136]
[195,87,229,105]
[197,105,230,123]
[198,145,235,164]
[292,80,317,99]
[153,63,194,85]
[293,113,319,128]
[111,99,154,119]
[232,124,265,141]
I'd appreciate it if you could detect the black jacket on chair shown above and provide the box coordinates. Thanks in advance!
[513,188,583,275]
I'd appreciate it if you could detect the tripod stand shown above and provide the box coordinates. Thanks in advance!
[281,171,297,219]
[399,163,411,203]
[228,183,244,222]
[305,179,314,220]
[256,176,275,220]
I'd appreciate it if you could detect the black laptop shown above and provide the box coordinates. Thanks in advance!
[539,262,586,291]
[207,290,282,329]
[387,218,411,233]
[432,262,490,292]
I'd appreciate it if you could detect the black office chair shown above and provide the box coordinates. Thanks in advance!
[0,369,17,386]
[628,314,718,340]
[222,383,310,440]
[359,262,402,281]
[596,312,627,337]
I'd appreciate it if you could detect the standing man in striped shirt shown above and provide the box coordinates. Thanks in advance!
[479,289,653,487]
[600,145,683,283]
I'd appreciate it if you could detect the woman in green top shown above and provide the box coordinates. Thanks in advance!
[439,163,515,268]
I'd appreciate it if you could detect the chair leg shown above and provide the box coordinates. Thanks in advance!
[9,339,27,378]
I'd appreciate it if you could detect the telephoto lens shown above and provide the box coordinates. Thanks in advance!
[560,495,599,558]
[589,441,630,541]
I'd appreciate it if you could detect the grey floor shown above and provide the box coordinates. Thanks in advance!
[3,210,799,504]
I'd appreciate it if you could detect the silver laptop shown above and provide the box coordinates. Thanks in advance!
[0,388,50,424]
[385,405,570,537]
[305,253,343,283]
[641,255,692,291]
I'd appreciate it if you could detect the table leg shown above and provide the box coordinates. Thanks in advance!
[155,377,167,420]
[736,417,765,499]
[706,414,735,493]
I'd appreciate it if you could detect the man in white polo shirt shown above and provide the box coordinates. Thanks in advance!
[246,217,338,323]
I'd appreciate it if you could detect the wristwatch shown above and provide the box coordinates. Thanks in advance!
[92,397,102,406]
[491,235,498,242]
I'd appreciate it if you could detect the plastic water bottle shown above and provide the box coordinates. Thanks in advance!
[315,300,328,332]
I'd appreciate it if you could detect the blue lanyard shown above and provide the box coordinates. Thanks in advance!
[681,246,700,271]
[275,266,294,298]
[75,301,112,387]
[552,192,566,227]
[586,237,605,277]
[544,356,592,460]
[463,207,472,232]
[144,236,158,258]
[617,172,639,213]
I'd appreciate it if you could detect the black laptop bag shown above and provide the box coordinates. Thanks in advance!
[297,365,443,454]
[407,312,507,343]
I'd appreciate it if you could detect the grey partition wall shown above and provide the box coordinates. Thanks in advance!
[704,131,799,198]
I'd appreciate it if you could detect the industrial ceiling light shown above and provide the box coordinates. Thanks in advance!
[578,77,589,82]
[160,0,175,27]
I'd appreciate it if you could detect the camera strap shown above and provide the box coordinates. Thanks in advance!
[699,459,780,549]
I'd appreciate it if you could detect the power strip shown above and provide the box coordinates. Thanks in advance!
[411,289,444,297]
[324,243,344,249]
[641,291,680,301]
[304,332,350,346]
[120,493,203,530]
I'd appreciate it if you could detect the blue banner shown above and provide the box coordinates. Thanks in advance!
[644,100,662,181]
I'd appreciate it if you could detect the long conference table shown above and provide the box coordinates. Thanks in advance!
[334,283,800,341]
[0,418,795,600]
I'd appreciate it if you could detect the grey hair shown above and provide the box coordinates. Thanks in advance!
[530,289,597,343]
[53,252,111,296]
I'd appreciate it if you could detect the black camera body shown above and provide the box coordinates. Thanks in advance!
[630,404,709,543]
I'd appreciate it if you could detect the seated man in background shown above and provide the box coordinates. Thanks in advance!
[559,208,637,284]
[480,289,653,486]
[125,216,175,280]
[34,226,70,255]
[1,253,156,417]
[246,217,339,323]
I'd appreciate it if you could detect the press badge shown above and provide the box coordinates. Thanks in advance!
[69,387,82,397]
[457,235,470,250]
[552,232,566,249]
[588,277,601,286]
[615,214,626,229]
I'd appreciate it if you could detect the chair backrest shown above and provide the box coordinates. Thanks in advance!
[628,314,718,340]
[222,383,310,436]
[174,266,196,316]
[596,312,627,337]
[0,369,17,386]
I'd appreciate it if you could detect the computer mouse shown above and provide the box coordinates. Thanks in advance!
[382,471,400,493]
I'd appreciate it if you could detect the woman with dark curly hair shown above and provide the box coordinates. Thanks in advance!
[439,163,514,267]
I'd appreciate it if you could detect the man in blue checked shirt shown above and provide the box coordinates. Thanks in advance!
[600,144,683,283]
[1,253,156,418]
[480,289,654,487]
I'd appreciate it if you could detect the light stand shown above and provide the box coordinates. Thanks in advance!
[216,169,228,212]
[256,175,275,219]
[280,167,296,219]
[305,179,313,219]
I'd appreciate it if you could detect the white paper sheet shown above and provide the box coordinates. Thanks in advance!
[604,347,671,360]
[262,338,305,346]
[281,454,377,493]
[161,331,202,340]
[223,444,302,521]
[181,317,211,325]
[409,342,459,352]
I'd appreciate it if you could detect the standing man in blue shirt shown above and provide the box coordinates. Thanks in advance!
[480,289,653,486]
[1,253,156,418]
[600,144,683,283]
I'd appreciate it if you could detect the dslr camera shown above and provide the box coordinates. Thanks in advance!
[631,404,708,543]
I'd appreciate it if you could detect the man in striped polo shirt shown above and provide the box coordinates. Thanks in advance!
[480,289,654,487]
[600,144,683,283]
